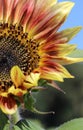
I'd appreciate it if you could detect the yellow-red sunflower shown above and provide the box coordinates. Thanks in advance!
[0,0,83,114]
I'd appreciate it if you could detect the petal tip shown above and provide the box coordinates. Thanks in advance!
[65,2,75,14]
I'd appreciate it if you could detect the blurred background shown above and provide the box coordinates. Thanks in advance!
[21,0,83,129]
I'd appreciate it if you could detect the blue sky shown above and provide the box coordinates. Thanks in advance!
[58,0,83,49]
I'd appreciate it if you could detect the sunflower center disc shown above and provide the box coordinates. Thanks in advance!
[0,36,28,81]
[0,23,40,86]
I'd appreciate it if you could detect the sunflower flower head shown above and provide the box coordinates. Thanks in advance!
[0,0,83,114]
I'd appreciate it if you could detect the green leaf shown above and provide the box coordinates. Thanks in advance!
[14,125,21,130]
[16,120,29,130]
[0,110,8,130]
[27,120,45,130]
[50,118,83,130]
[68,49,83,58]
[48,128,58,130]
[3,124,10,130]
[16,119,45,130]
[4,123,21,130]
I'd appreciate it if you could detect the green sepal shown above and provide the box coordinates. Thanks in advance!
[30,79,48,92]
[24,93,36,111]
[38,79,47,86]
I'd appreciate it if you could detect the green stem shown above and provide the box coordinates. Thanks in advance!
[8,109,21,130]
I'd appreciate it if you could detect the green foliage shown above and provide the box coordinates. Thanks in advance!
[24,93,36,111]
[58,118,83,130]
[25,120,45,130]
[38,79,47,87]
[2,117,83,130]
[4,123,21,130]
[0,110,8,130]
[15,118,83,130]
[16,120,29,130]
[16,119,44,130]
[13,126,21,130]
[68,49,83,58]
[48,118,83,130]
[3,124,10,130]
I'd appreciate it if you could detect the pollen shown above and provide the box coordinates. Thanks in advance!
[0,23,40,87]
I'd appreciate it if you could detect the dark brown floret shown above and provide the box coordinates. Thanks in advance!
[0,23,40,88]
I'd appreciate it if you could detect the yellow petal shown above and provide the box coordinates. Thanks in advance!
[39,65,74,82]
[10,66,25,87]
[0,92,8,97]
[56,26,82,42]
[57,44,76,56]
[23,73,40,89]
[8,85,27,96]
[39,43,76,57]
[46,0,57,6]
[58,1,74,16]
[55,57,83,65]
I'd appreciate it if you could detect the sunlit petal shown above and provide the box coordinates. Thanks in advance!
[23,73,40,89]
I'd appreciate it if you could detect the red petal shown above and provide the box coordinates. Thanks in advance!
[0,96,17,114]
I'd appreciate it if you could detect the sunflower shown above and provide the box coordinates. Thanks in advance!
[0,0,83,114]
